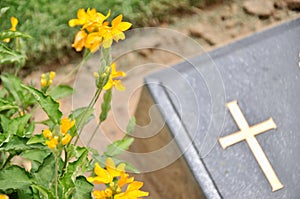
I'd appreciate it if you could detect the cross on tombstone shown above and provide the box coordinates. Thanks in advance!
[219,100,284,192]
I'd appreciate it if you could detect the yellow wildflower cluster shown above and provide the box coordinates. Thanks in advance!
[88,158,149,199]
[40,71,56,88]
[3,16,18,43]
[69,8,132,52]
[94,62,126,91]
[43,117,75,149]
[103,62,126,91]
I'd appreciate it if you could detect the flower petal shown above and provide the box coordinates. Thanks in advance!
[10,17,18,31]
[72,30,87,51]
[88,163,111,184]
[117,22,132,32]
[102,37,113,49]
[127,181,144,192]
[114,80,126,91]
[103,79,113,90]
[62,134,72,145]
[112,15,123,27]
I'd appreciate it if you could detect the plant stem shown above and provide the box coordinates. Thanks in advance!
[74,47,111,146]
[55,155,59,199]
[87,122,101,147]
[73,88,102,145]
[61,149,68,177]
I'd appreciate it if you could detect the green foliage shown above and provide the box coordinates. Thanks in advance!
[68,107,95,136]
[0,67,84,198]
[126,117,136,135]
[0,30,31,41]
[104,137,134,157]
[73,176,93,199]
[0,165,32,191]
[100,89,112,122]
[49,85,74,100]
[22,86,62,124]
[0,0,221,68]
[0,7,140,198]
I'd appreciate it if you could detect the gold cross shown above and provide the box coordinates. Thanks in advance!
[219,100,284,192]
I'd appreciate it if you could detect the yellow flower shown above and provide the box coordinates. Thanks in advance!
[104,79,125,91]
[103,63,126,91]
[114,181,149,199]
[0,194,9,199]
[3,16,18,43]
[61,134,72,145]
[93,188,112,199]
[87,158,125,184]
[42,129,53,139]
[101,15,132,49]
[84,31,103,53]
[40,71,56,88]
[118,172,134,188]
[69,9,111,52]
[69,8,110,32]
[10,17,18,31]
[60,117,75,135]
[49,71,56,80]
[69,8,131,51]
[40,78,48,87]
[72,30,87,52]
[82,10,110,33]
[45,136,58,149]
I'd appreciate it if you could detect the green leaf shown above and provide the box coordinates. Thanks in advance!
[6,114,31,137]
[0,30,31,40]
[0,43,26,65]
[99,89,112,122]
[17,188,34,199]
[31,185,55,199]
[0,136,42,152]
[0,99,18,112]
[22,85,62,124]
[104,137,134,157]
[21,149,51,164]
[0,89,7,98]
[0,165,32,191]
[69,107,94,136]
[49,85,74,100]
[1,73,23,104]
[0,115,10,135]
[0,7,10,18]
[60,147,89,197]
[27,134,45,145]
[39,119,55,129]
[34,153,55,188]
[126,117,136,135]
[122,161,140,174]
[73,176,93,199]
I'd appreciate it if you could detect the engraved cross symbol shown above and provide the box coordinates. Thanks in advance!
[219,100,284,192]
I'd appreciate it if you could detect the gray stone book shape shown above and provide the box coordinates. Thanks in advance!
[135,18,300,198]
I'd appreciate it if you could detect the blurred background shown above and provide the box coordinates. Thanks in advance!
[1,0,299,74]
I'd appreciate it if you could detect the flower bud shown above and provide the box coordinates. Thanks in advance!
[49,71,56,80]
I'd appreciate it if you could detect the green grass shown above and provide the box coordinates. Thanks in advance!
[0,0,221,69]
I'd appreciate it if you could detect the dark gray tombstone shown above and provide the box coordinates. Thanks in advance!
[133,18,300,198]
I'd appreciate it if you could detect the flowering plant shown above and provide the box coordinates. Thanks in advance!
[0,8,148,199]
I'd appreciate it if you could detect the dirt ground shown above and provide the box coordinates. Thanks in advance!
[25,1,300,198]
